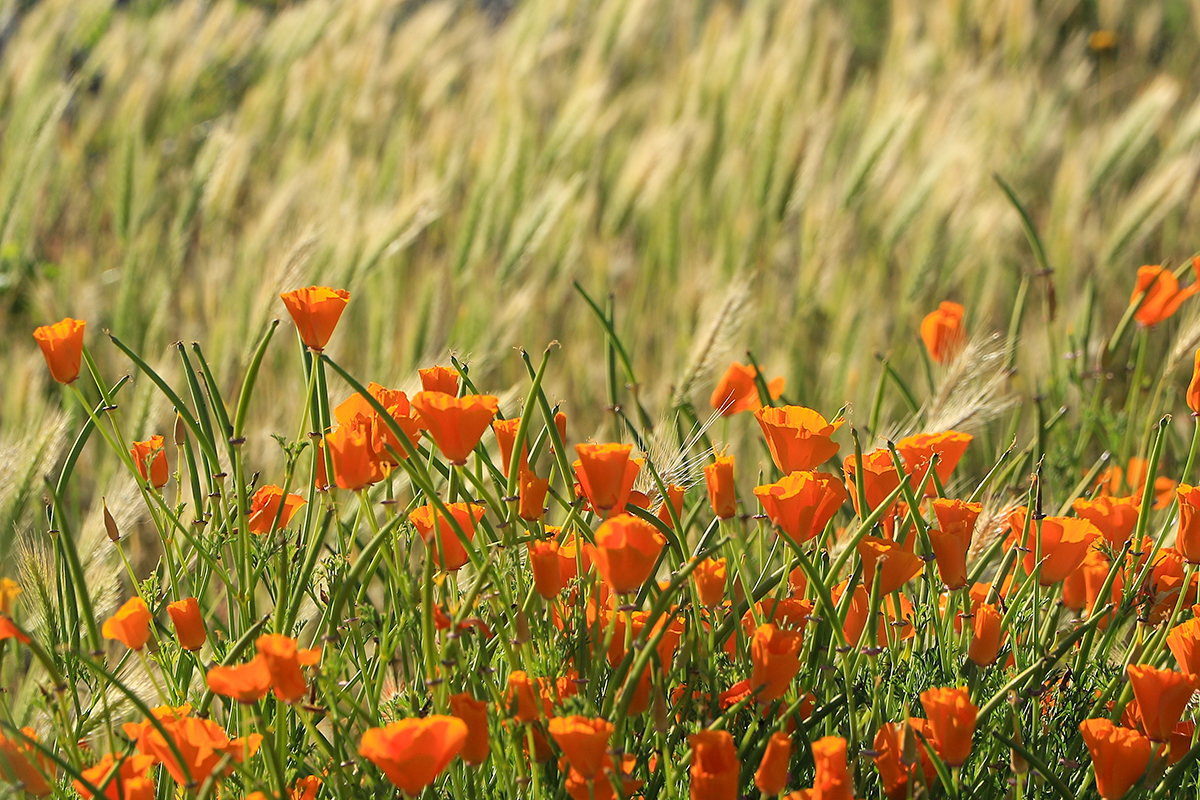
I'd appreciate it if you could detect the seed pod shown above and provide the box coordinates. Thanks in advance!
[173,412,187,446]
[102,498,120,543]
[651,684,670,734]
[1009,692,1028,775]
[514,610,531,644]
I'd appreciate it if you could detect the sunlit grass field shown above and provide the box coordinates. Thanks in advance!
[5,0,1200,798]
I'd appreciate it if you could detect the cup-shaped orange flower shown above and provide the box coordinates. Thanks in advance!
[505,670,550,723]
[574,443,642,515]
[290,776,322,800]
[1073,495,1140,546]
[449,693,490,765]
[1177,484,1200,563]
[359,716,467,795]
[125,705,261,786]
[843,449,901,519]
[548,716,613,780]
[335,383,422,464]
[710,362,785,416]
[754,731,792,796]
[33,317,86,384]
[929,498,980,589]
[76,752,155,800]
[324,417,384,490]
[1021,516,1100,585]
[874,722,935,800]
[419,365,459,395]
[103,597,153,650]
[693,558,727,606]
[492,418,527,477]
[410,392,498,465]
[755,406,843,474]
[920,687,977,767]
[755,471,847,545]
[1062,550,1123,630]
[858,536,924,596]
[280,286,350,350]
[528,540,563,599]
[256,634,321,703]
[809,736,855,800]
[704,454,737,519]
[1130,263,1200,327]
[563,753,642,800]
[0,727,52,797]
[593,513,666,594]
[897,431,972,496]
[655,483,685,530]
[247,485,307,535]
[1126,664,1200,741]
[207,655,272,704]
[167,597,206,651]
[1189,349,1200,413]
[920,302,966,363]
[411,503,486,571]
[1168,617,1200,674]
[1079,719,1152,800]
[689,730,738,800]
[750,623,804,703]
[130,436,169,489]
[968,603,1003,666]
[518,467,550,521]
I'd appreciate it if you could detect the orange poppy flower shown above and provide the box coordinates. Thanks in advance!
[1126,664,1200,741]
[693,558,727,606]
[655,484,685,530]
[492,418,527,476]
[256,634,321,703]
[419,365,459,396]
[449,693,490,765]
[1147,546,1198,622]
[563,753,642,800]
[689,730,739,800]
[1169,720,1196,765]
[755,471,847,545]
[809,736,855,800]
[0,579,21,616]
[1130,263,1200,327]
[1177,484,1200,563]
[858,536,924,595]
[548,716,613,780]
[1062,550,1122,628]
[874,721,935,800]
[755,731,792,796]
[1073,495,1140,546]
[167,597,206,652]
[505,671,561,722]
[843,449,901,520]
[750,624,804,703]
[920,302,966,363]
[358,716,467,795]
[968,603,1003,666]
[0,616,30,645]
[410,392,499,465]
[1168,617,1200,673]
[324,417,384,490]
[206,655,272,704]
[1189,349,1200,414]
[755,406,843,474]
[130,436,169,489]
[76,752,155,800]
[835,581,914,646]
[897,431,972,496]
[710,362,785,416]
[919,687,977,767]
[0,727,52,797]
[280,286,350,350]
[410,503,486,572]
[289,776,322,800]
[555,531,595,583]
[599,609,685,669]
[704,455,737,519]
[1019,515,1100,585]
[573,443,642,515]
[334,383,421,464]
[125,705,261,786]
[518,467,550,521]
[33,317,86,384]
[1079,719,1152,800]
[593,513,666,594]
[528,540,563,599]
[102,597,153,650]
[247,485,307,535]
[928,498,981,589]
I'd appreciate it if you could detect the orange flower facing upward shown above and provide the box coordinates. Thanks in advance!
[358,716,467,795]
[280,286,350,350]
[256,634,321,703]
[166,597,206,651]
[1079,719,1152,800]
[693,558,728,606]
[562,754,642,800]
[1130,262,1200,327]
[920,302,966,363]
[103,597,153,650]
[1168,617,1200,673]
[1098,457,1175,509]
[33,317,86,384]
[1073,495,1140,546]
[755,731,792,796]
[289,776,322,800]
[874,721,935,800]
[0,727,52,797]
[968,603,1004,666]
[0,616,30,645]
[1177,484,1200,563]
[410,503,486,572]
[1062,550,1122,630]
[247,485,307,535]
[655,483,685,530]
[518,467,550,521]
[506,670,548,723]
[1126,664,1200,741]
[130,436,169,489]
[858,536,924,595]
[755,471,847,545]
[704,454,737,519]
[528,540,563,599]
[334,383,422,464]
[750,624,804,703]
[929,498,981,589]
[689,730,739,800]
[897,431,972,495]
[755,406,843,474]
[449,693,490,765]
[324,416,384,490]
[808,736,856,800]
[843,449,901,520]
[492,418,527,476]
[206,656,272,704]
[419,365,460,396]
[574,443,642,515]
[1189,349,1200,413]
[124,705,261,787]
[548,716,613,780]
[1020,515,1100,585]
[411,391,499,466]
[592,513,666,594]
[76,752,155,800]
[920,687,977,767]
[710,362,785,416]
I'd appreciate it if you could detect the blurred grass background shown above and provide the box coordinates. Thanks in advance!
[5,0,1200,545]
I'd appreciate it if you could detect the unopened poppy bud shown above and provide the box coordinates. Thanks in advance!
[651,685,669,735]
[514,611,530,644]
[173,412,187,446]
[1008,693,1028,775]
[103,498,120,543]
